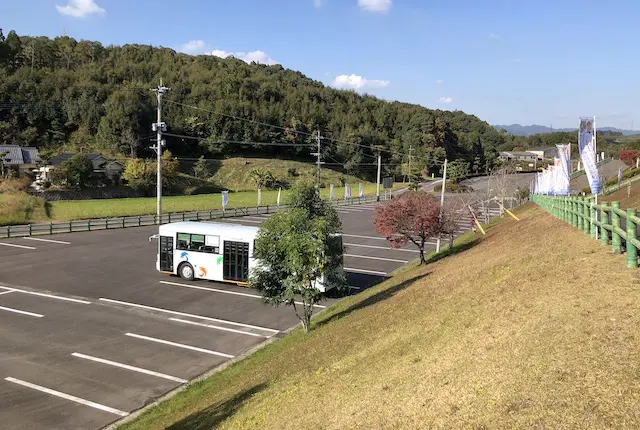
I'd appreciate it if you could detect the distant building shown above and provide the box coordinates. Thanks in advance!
[529,147,558,160]
[498,151,538,161]
[0,145,41,177]
[43,153,124,183]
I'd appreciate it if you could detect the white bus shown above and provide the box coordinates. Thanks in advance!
[154,221,342,291]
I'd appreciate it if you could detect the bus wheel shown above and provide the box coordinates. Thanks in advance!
[178,263,195,281]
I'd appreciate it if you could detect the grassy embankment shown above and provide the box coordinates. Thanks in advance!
[0,158,398,224]
[120,203,640,429]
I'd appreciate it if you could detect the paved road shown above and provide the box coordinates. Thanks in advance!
[0,201,480,430]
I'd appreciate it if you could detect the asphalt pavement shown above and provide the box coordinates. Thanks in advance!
[0,200,480,430]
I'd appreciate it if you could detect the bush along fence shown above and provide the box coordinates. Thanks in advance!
[0,195,383,239]
[531,194,640,268]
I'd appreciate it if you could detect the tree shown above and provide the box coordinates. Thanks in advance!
[122,151,178,194]
[250,168,275,189]
[447,160,470,184]
[193,155,212,179]
[250,182,346,332]
[619,149,640,167]
[440,201,465,249]
[373,191,442,264]
[55,154,94,188]
[514,187,530,205]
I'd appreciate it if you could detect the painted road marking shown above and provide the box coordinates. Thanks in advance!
[22,237,71,245]
[342,234,387,241]
[0,242,35,250]
[344,254,409,263]
[159,281,326,309]
[125,333,234,358]
[344,243,420,252]
[0,305,43,318]
[169,318,268,338]
[0,289,15,296]
[71,353,188,383]
[344,267,387,276]
[7,288,91,304]
[99,298,280,334]
[5,377,129,417]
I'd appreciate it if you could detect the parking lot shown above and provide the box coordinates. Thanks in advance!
[0,200,477,429]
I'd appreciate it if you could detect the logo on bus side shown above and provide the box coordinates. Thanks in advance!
[216,256,223,265]
[180,251,189,261]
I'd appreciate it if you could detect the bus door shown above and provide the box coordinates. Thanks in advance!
[223,241,249,282]
[159,236,174,272]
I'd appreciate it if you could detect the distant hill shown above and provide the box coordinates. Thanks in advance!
[495,124,640,136]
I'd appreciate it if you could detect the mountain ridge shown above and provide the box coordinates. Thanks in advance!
[494,124,640,136]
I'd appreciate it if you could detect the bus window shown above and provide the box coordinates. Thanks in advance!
[177,232,219,254]
[189,234,205,251]
[177,233,190,250]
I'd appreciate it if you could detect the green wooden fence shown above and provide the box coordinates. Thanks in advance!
[531,194,640,268]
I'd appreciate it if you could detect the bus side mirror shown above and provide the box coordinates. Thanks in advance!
[149,234,160,242]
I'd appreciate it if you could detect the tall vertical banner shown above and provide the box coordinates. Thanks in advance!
[257,188,261,207]
[345,184,351,199]
[277,187,281,207]
[578,117,600,194]
[359,183,364,198]
[556,144,571,195]
[222,190,229,211]
[329,184,334,200]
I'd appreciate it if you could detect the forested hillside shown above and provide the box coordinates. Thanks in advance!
[0,29,509,179]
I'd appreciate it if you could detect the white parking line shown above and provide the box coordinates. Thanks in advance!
[0,242,35,250]
[344,267,387,276]
[0,305,43,318]
[344,243,420,252]
[5,377,129,417]
[344,254,409,263]
[99,298,280,334]
[125,333,234,358]
[342,234,387,241]
[71,353,188,383]
[5,288,91,304]
[159,281,326,309]
[0,289,15,296]
[169,318,268,338]
[22,237,71,245]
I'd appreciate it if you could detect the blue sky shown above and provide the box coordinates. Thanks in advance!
[4,0,640,129]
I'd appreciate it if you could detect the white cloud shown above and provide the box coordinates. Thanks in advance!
[180,40,207,54]
[331,74,390,90]
[438,96,453,104]
[313,0,324,7]
[488,33,500,39]
[358,0,392,13]
[436,79,444,85]
[209,49,278,65]
[55,0,105,18]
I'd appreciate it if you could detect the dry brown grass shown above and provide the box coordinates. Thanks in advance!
[122,204,640,430]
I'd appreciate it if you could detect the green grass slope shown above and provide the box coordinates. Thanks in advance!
[120,204,640,429]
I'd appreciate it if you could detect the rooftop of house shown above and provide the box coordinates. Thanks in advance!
[0,145,40,165]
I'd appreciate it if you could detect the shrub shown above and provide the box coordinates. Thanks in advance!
[0,177,32,194]
[287,167,298,177]
[0,192,49,225]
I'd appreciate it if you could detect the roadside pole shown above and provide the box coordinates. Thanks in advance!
[152,80,169,225]
[376,154,381,201]
[436,158,448,253]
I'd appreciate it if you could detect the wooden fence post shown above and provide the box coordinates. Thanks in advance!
[600,202,610,245]
[611,201,623,254]
[627,208,638,268]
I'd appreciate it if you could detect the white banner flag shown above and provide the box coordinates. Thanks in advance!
[555,144,571,195]
[257,188,261,207]
[359,183,364,198]
[578,117,600,194]
[222,190,229,210]
[345,184,351,199]
[277,187,281,207]
[329,184,334,200]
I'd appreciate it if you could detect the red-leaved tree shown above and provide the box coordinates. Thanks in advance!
[619,149,640,167]
[373,192,442,264]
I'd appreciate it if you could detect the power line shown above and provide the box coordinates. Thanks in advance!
[162,132,315,147]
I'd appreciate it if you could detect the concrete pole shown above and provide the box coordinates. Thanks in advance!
[436,158,448,253]
[376,154,381,200]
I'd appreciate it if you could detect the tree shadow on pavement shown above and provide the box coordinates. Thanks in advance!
[167,383,268,430]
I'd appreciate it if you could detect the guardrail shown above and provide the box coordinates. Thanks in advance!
[0,195,384,239]
[531,194,640,268]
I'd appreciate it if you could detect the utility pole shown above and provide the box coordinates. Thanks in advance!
[436,158,448,253]
[151,79,169,224]
[376,153,382,200]
[408,145,413,179]
[315,130,321,188]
